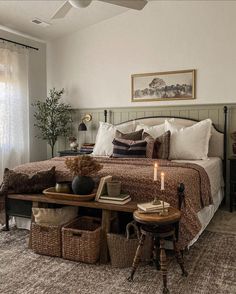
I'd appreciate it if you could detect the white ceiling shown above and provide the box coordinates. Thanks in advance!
[0,0,133,41]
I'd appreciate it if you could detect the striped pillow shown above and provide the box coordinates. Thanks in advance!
[112,138,147,158]
[115,129,143,140]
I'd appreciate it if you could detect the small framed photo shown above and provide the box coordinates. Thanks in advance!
[131,69,195,102]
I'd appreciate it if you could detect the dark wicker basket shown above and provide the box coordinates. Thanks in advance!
[62,216,101,264]
[31,222,62,257]
[107,221,153,268]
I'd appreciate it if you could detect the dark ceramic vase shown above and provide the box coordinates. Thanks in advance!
[72,176,94,195]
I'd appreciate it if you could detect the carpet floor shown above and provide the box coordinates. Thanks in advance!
[0,229,235,294]
[206,210,236,235]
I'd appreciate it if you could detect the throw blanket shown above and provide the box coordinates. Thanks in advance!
[0,157,212,249]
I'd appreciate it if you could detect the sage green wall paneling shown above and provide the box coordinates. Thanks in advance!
[121,112,129,123]
[198,109,209,121]
[136,111,145,118]
[167,110,180,117]
[52,104,235,157]
[144,111,155,117]
[128,112,138,121]
[160,110,171,117]
[113,111,122,125]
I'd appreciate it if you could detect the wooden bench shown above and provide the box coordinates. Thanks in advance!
[5,193,138,263]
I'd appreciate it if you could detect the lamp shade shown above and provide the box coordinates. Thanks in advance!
[78,122,87,131]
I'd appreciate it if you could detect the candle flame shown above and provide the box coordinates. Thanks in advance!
[161,172,164,176]
[154,163,158,168]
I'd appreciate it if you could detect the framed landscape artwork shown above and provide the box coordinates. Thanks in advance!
[131,69,195,102]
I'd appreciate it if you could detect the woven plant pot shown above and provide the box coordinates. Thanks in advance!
[62,216,101,264]
[107,221,153,268]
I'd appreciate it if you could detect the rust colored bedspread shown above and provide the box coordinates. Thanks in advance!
[2,157,212,249]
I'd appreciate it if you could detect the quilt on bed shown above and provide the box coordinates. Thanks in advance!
[0,157,212,250]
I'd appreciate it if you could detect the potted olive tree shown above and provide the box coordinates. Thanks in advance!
[33,88,72,157]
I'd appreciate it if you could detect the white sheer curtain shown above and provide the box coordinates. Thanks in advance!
[0,42,29,181]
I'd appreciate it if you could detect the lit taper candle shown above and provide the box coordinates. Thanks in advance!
[154,162,158,181]
[161,172,165,190]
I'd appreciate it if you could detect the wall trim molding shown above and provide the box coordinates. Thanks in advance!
[73,102,236,112]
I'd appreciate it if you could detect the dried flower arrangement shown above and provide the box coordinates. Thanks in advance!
[65,155,103,177]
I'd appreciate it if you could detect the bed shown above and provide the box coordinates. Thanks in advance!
[0,107,228,250]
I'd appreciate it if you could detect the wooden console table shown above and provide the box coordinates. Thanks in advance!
[5,193,138,263]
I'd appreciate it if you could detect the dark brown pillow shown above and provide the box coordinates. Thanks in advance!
[143,133,160,158]
[115,129,143,141]
[156,131,171,159]
[143,131,170,159]
[0,167,56,194]
[112,138,147,158]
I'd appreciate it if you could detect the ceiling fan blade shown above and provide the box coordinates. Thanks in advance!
[51,1,72,19]
[99,0,148,10]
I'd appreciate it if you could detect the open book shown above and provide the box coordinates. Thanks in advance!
[95,175,112,201]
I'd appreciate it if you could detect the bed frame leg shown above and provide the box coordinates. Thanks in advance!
[177,183,185,210]
[2,194,10,231]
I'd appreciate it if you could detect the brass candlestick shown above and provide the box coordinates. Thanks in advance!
[152,183,161,205]
[152,196,161,205]
[159,190,168,216]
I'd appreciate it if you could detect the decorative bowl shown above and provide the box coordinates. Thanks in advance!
[55,182,71,193]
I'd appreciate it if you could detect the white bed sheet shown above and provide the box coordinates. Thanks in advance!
[173,157,224,247]
[172,157,224,196]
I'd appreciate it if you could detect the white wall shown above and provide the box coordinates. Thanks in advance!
[0,29,47,161]
[47,1,236,108]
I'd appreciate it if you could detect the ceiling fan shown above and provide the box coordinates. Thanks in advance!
[51,0,148,19]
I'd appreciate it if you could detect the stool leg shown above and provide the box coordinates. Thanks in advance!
[153,236,160,270]
[173,237,188,277]
[160,239,169,294]
[127,233,146,282]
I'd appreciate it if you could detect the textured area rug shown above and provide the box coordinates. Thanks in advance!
[206,210,236,235]
[0,229,235,294]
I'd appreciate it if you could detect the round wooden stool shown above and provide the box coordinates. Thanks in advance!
[128,207,188,294]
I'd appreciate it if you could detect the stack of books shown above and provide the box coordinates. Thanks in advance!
[137,201,170,213]
[79,143,95,154]
[96,175,131,205]
[98,193,131,205]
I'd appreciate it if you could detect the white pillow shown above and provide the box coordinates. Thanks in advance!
[92,122,133,156]
[135,123,165,138]
[32,206,78,226]
[164,120,184,133]
[168,119,212,160]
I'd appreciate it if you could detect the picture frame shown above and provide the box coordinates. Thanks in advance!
[131,69,195,102]
[95,175,112,201]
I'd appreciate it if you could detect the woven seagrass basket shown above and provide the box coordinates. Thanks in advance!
[31,222,62,257]
[107,221,153,268]
[62,216,101,264]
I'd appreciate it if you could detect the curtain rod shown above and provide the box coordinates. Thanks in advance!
[0,37,39,51]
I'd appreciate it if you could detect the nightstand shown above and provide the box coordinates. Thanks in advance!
[58,150,92,157]
[229,156,236,212]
